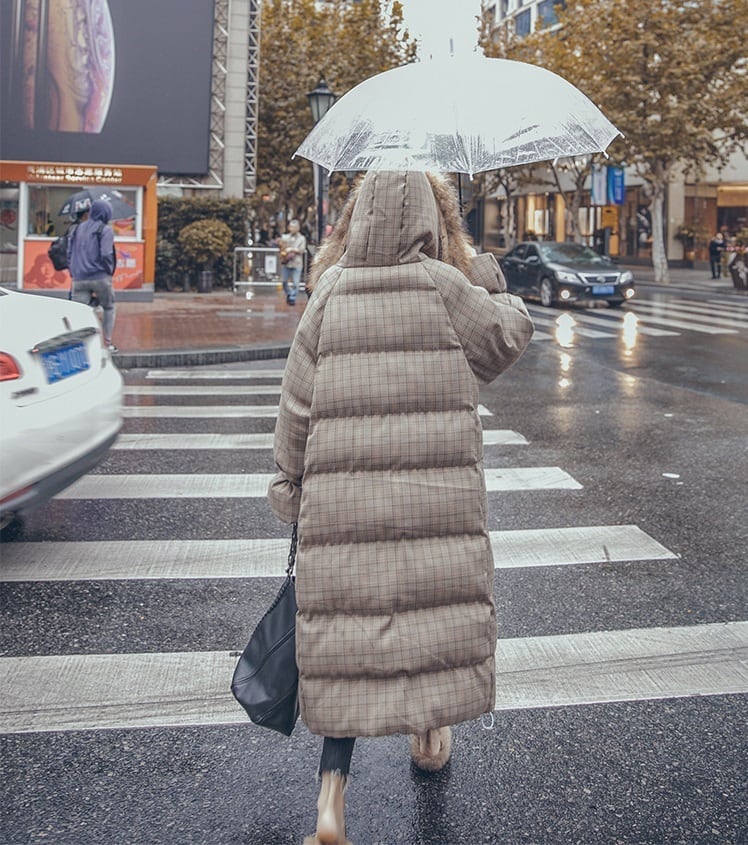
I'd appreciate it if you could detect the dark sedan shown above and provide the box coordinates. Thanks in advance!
[499,242,636,307]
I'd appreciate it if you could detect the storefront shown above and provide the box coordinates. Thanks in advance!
[0,161,157,298]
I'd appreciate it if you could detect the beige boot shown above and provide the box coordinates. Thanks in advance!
[409,726,452,772]
[303,771,352,845]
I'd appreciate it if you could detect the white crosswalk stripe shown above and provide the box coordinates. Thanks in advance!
[525,313,613,339]
[0,525,674,582]
[4,363,745,739]
[112,429,529,450]
[3,621,746,733]
[631,300,748,330]
[122,403,495,418]
[562,309,678,336]
[707,298,748,311]
[146,369,285,380]
[525,297,748,342]
[55,467,582,499]
[124,384,283,396]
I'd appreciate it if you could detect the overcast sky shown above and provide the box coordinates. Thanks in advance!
[398,0,482,58]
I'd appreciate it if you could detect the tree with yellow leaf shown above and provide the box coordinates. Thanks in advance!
[484,0,747,282]
[255,0,416,229]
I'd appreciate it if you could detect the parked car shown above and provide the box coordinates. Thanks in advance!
[499,241,636,307]
[0,288,123,530]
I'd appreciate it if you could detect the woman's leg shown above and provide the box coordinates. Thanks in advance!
[305,738,355,845]
[319,737,355,776]
[92,278,116,346]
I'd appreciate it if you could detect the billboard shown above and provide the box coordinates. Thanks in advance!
[0,0,215,174]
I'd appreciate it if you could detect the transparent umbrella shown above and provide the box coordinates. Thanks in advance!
[295,55,621,176]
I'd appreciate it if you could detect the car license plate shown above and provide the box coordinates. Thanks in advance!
[592,285,615,295]
[41,342,89,383]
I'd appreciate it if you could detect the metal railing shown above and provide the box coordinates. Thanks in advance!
[232,246,308,296]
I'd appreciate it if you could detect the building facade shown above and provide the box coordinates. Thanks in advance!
[0,0,259,294]
[479,0,748,263]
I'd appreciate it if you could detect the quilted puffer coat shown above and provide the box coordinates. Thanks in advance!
[268,171,533,738]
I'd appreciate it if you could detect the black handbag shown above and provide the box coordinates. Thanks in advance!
[231,524,300,736]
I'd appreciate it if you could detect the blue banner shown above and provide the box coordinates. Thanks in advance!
[607,167,625,205]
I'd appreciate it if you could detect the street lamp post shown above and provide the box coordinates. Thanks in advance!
[306,79,336,245]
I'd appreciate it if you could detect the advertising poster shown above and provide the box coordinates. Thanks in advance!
[23,239,144,290]
[1,0,215,174]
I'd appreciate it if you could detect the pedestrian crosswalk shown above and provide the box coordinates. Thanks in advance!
[525,296,748,342]
[1,363,746,737]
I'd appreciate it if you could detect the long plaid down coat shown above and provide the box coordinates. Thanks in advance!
[268,171,534,737]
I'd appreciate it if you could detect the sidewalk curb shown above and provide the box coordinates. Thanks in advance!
[112,343,291,370]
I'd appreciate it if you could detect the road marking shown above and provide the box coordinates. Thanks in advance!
[146,369,285,380]
[55,467,580,500]
[0,525,674,582]
[121,404,494,418]
[2,621,744,733]
[525,314,614,339]
[625,310,737,335]
[707,298,748,312]
[124,385,283,396]
[494,621,748,710]
[530,329,554,342]
[122,405,281,418]
[111,429,528,450]
[631,301,748,330]
[680,299,748,317]
[560,310,679,337]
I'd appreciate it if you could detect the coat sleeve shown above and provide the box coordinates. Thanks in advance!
[267,269,338,523]
[100,225,116,276]
[432,253,534,384]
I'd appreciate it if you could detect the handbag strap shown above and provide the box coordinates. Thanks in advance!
[286,523,298,576]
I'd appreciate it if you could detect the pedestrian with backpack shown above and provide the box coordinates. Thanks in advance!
[67,199,118,351]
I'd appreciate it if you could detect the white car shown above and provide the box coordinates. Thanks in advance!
[0,288,123,529]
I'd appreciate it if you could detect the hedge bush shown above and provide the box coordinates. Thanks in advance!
[157,197,251,289]
[178,219,233,269]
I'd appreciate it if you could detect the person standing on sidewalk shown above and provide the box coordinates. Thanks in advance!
[68,199,117,351]
[268,170,534,845]
[279,218,307,305]
[709,232,725,279]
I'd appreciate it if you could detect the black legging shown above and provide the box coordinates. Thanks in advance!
[320,737,355,776]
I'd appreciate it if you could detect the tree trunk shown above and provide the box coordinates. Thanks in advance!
[506,190,515,249]
[650,180,670,284]
[570,188,582,243]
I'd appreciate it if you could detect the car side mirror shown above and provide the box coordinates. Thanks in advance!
[526,255,540,264]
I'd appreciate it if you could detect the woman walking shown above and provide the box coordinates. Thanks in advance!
[268,170,534,844]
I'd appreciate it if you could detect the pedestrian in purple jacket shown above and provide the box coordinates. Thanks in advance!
[68,199,118,351]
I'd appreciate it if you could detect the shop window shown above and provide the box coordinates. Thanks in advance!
[27,185,138,239]
[0,182,20,285]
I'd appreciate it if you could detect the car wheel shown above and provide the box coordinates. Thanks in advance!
[540,277,554,307]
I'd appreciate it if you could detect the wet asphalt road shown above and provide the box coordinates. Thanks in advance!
[1,285,747,845]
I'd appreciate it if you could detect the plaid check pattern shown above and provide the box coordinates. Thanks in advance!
[269,171,533,737]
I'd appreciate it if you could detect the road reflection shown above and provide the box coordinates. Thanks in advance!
[558,350,572,389]
[555,312,576,348]
[622,311,638,355]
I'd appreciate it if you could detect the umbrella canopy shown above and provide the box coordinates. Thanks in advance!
[58,187,135,219]
[296,55,621,176]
